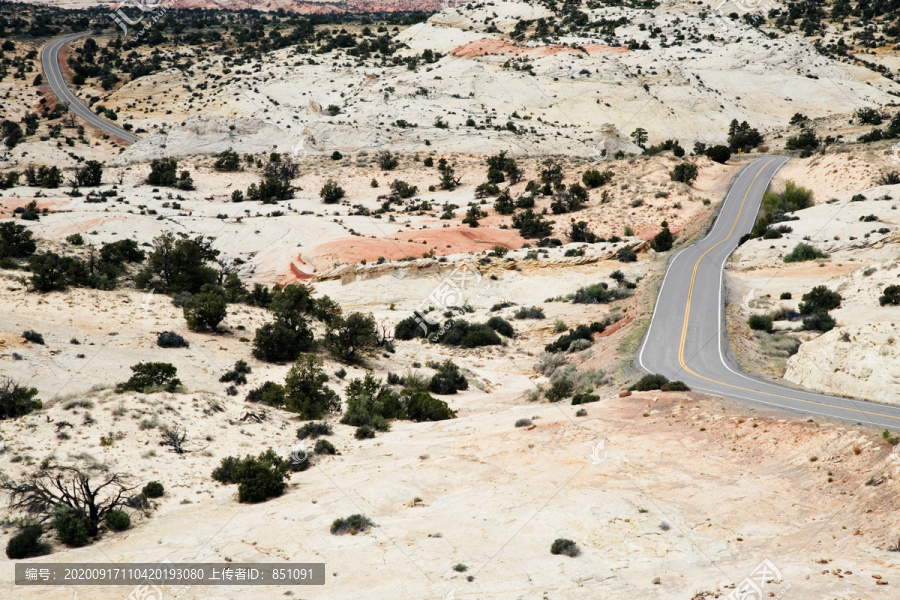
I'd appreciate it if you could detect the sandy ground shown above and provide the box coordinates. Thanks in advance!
[1,388,899,599]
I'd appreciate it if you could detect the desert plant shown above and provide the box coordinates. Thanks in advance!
[514,306,545,319]
[515,418,532,427]
[428,360,469,394]
[802,312,836,332]
[799,286,842,315]
[183,285,227,332]
[320,179,345,204]
[0,377,42,420]
[650,221,675,252]
[748,314,773,332]
[879,285,900,306]
[53,506,89,546]
[283,354,341,419]
[670,162,698,184]
[314,439,337,455]
[211,449,290,503]
[106,509,130,531]
[157,331,189,348]
[405,391,456,422]
[629,374,669,391]
[142,481,164,498]
[22,330,44,344]
[486,316,515,337]
[784,242,827,263]
[1,465,137,539]
[331,514,374,535]
[661,381,690,392]
[550,538,580,557]
[355,425,376,439]
[245,381,286,407]
[325,312,378,364]
[5,524,50,559]
[297,422,333,439]
[116,362,181,393]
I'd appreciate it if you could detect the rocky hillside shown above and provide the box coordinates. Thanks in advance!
[87,0,900,161]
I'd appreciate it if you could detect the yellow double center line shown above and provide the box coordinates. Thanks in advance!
[676,159,900,423]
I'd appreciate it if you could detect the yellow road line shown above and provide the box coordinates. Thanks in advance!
[676,159,900,422]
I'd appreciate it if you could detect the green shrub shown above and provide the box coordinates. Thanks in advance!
[550,538,580,557]
[246,381,286,407]
[650,222,675,252]
[22,330,44,344]
[582,169,612,188]
[661,381,690,392]
[314,439,337,455]
[429,360,469,394]
[330,514,374,535]
[183,285,227,332]
[320,179,345,204]
[783,242,827,263]
[545,325,593,353]
[629,374,669,391]
[116,362,181,393]
[879,285,900,306]
[799,286,841,315]
[142,481,165,498]
[355,425,376,439]
[53,506,89,547]
[515,418,532,427]
[705,145,731,164]
[106,509,130,531]
[439,321,502,347]
[670,162,698,184]
[486,316,515,337]
[157,331,189,348]
[211,450,290,503]
[298,422,333,439]
[0,377,42,420]
[284,354,340,419]
[617,247,637,262]
[780,292,792,300]
[252,321,313,363]
[0,221,37,259]
[573,282,613,304]
[341,373,402,428]
[545,378,574,402]
[748,314,773,332]
[802,312,836,332]
[571,393,600,405]
[511,209,554,239]
[405,391,456,422]
[325,312,378,364]
[5,525,50,559]
[514,306,545,319]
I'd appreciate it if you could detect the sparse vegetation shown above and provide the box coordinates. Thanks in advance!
[331,514,374,535]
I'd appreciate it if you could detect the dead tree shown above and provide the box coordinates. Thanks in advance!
[376,321,395,348]
[159,424,188,454]
[0,466,136,536]
[159,424,206,454]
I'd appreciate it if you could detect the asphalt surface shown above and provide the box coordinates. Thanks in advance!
[638,156,900,428]
[41,32,140,144]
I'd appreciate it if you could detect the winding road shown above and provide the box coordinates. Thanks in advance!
[638,156,900,428]
[40,32,139,144]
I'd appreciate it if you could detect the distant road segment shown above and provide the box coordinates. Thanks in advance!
[41,32,139,144]
[638,156,900,428]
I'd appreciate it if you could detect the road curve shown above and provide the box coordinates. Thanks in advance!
[638,156,900,428]
[41,32,139,144]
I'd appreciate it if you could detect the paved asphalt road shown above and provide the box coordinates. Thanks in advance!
[638,156,900,429]
[41,32,139,144]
